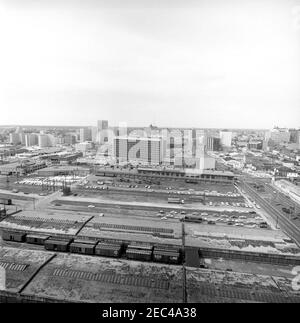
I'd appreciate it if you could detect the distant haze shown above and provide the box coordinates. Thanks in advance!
[0,0,300,128]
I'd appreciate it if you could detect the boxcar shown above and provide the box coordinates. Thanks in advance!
[44,238,72,252]
[2,230,26,242]
[26,234,50,245]
[95,243,122,258]
[126,249,152,261]
[153,250,180,264]
[70,240,97,255]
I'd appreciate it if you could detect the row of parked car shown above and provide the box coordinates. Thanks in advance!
[17,176,84,187]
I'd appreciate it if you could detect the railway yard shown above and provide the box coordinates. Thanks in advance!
[1,169,300,303]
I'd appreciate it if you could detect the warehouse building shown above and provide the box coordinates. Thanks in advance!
[0,160,46,175]
[37,166,89,177]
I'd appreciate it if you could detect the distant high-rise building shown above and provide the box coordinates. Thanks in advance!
[64,134,76,146]
[38,134,50,148]
[97,120,108,131]
[80,128,91,142]
[114,136,162,165]
[206,136,221,151]
[268,127,290,144]
[289,129,299,144]
[90,127,98,143]
[220,130,233,148]
[25,134,38,147]
[97,120,109,144]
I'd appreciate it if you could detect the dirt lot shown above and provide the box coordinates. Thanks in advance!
[0,246,54,293]
[186,267,300,303]
[0,210,92,236]
[23,253,184,303]
[203,258,297,278]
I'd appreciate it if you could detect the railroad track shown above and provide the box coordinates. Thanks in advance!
[241,181,300,246]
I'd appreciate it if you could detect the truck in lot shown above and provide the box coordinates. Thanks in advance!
[167,198,184,204]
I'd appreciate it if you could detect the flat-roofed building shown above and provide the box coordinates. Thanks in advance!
[267,127,291,144]
[25,134,38,147]
[80,128,91,142]
[220,131,233,148]
[114,136,163,165]
[206,136,221,151]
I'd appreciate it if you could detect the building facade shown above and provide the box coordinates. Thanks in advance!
[114,136,162,165]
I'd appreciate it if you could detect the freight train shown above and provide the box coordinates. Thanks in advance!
[1,230,182,265]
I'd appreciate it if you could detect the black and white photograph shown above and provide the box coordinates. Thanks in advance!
[0,0,300,308]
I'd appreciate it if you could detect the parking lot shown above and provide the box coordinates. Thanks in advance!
[49,196,269,229]
[83,174,237,193]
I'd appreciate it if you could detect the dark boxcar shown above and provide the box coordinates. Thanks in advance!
[2,230,26,242]
[153,250,180,264]
[26,234,50,245]
[70,241,97,255]
[95,243,122,258]
[126,249,152,261]
[44,238,71,252]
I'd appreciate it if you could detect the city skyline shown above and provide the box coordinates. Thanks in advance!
[1,0,300,128]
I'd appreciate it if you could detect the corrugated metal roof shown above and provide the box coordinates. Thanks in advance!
[127,244,153,250]
[45,239,70,245]
[126,249,152,255]
[70,242,96,249]
[96,243,121,249]
[153,250,179,257]
[73,239,97,245]
[26,234,50,240]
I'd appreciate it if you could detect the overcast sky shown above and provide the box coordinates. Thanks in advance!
[0,0,300,128]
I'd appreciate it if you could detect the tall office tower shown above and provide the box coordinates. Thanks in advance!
[80,128,91,142]
[25,134,38,147]
[114,136,162,165]
[206,136,221,151]
[64,134,76,145]
[160,129,185,166]
[220,130,233,148]
[97,120,109,144]
[192,129,197,157]
[38,134,50,148]
[90,127,98,143]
